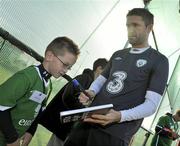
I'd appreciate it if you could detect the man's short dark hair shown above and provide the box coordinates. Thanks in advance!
[46,37,80,56]
[127,8,154,26]
[176,109,180,117]
[93,58,108,71]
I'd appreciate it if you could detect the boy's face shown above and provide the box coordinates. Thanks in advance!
[45,50,77,78]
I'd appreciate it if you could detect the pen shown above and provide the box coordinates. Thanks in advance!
[72,79,93,101]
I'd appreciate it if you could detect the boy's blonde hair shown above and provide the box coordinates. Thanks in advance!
[46,37,80,56]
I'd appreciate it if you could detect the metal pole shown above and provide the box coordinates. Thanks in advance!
[142,132,151,146]
[0,27,43,62]
[0,27,72,81]
[141,126,153,146]
[140,1,159,146]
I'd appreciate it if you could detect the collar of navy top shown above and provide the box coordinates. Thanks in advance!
[114,46,151,61]
[36,64,51,82]
[130,46,151,54]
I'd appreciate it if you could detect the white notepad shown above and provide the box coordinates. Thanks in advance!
[60,104,113,123]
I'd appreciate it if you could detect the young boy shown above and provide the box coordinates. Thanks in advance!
[151,109,180,146]
[0,37,79,146]
[23,58,107,146]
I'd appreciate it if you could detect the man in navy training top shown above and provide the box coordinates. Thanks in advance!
[64,8,169,146]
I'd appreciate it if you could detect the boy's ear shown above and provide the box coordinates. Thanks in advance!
[44,51,54,61]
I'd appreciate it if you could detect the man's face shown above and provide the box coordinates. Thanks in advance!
[47,50,77,78]
[94,66,105,80]
[97,67,104,76]
[126,15,152,47]
[176,115,180,122]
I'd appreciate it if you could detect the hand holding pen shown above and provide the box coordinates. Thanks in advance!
[72,79,95,106]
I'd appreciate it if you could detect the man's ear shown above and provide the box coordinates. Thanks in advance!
[147,24,153,32]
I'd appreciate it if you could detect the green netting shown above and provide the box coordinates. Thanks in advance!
[130,127,153,146]
[0,36,37,81]
[167,56,180,113]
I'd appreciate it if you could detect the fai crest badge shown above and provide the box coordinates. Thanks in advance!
[136,59,147,67]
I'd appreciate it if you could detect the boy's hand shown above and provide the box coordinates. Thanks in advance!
[6,139,20,146]
[21,132,33,146]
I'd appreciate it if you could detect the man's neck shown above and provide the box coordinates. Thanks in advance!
[173,115,178,122]
[132,41,149,48]
[94,72,98,80]
[132,44,149,48]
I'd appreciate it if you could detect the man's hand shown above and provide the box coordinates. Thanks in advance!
[21,132,33,146]
[6,139,20,146]
[171,131,179,140]
[79,90,95,106]
[83,109,121,126]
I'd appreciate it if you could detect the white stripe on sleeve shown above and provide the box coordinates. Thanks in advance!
[89,75,107,95]
[120,90,161,122]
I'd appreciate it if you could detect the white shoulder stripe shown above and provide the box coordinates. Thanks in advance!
[0,105,12,111]
[35,66,49,87]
